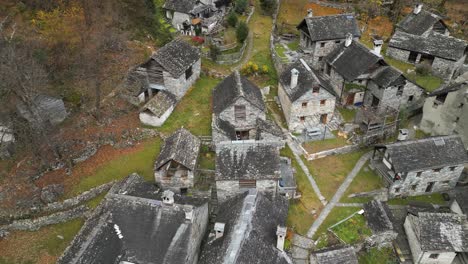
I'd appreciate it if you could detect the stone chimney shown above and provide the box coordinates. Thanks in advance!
[307,9,313,18]
[291,68,299,88]
[162,190,174,205]
[372,38,383,56]
[413,4,423,15]
[184,205,193,222]
[345,33,353,47]
[276,226,287,251]
[214,222,225,239]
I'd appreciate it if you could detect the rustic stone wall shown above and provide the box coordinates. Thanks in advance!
[139,105,174,127]
[278,83,293,125]
[155,167,195,192]
[186,202,210,263]
[216,179,277,202]
[163,58,201,100]
[326,67,345,98]
[386,47,410,63]
[306,144,361,160]
[219,97,266,131]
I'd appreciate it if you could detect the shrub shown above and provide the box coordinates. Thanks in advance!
[259,0,277,16]
[227,11,238,27]
[261,65,269,74]
[236,21,249,43]
[415,64,432,76]
[234,0,248,14]
[209,44,221,61]
[192,36,204,45]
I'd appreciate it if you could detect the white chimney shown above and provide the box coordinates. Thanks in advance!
[413,4,423,15]
[184,205,193,222]
[162,190,174,205]
[276,226,287,251]
[307,9,313,18]
[372,39,383,56]
[291,68,299,88]
[214,222,225,239]
[345,33,353,47]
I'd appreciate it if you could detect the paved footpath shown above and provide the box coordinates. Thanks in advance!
[306,152,372,238]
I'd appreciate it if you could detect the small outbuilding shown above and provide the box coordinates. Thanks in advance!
[310,246,358,264]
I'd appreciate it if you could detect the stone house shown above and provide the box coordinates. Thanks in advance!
[310,246,358,264]
[58,174,210,264]
[211,71,283,146]
[396,4,449,37]
[323,35,386,106]
[198,189,290,264]
[297,10,361,70]
[404,212,468,264]
[372,135,468,199]
[420,78,468,148]
[387,30,467,80]
[136,39,201,126]
[363,66,425,112]
[154,128,201,193]
[163,0,217,35]
[215,141,282,202]
[278,59,337,133]
[363,200,398,248]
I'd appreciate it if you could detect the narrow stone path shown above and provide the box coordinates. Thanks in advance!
[335,203,364,207]
[306,152,372,238]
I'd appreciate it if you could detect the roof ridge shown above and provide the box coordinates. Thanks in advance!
[305,13,354,19]
[234,71,244,97]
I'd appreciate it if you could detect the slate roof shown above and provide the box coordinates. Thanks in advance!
[255,118,284,140]
[389,31,467,61]
[429,80,467,97]
[310,246,358,264]
[397,10,444,36]
[163,0,196,13]
[212,71,265,115]
[453,191,468,215]
[325,41,383,81]
[58,174,209,264]
[381,135,468,173]
[370,66,406,88]
[152,39,201,78]
[215,142,281,181]
[364,200,394,234]
[280,60,337,102]
[407,212,468,252]
[298,14,361,42]
[198,190,289,264]
[140,91,177,117]
[155,128,201,171]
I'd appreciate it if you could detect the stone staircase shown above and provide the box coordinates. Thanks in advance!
[290,233,315,264]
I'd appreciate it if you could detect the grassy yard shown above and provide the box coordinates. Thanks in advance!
[198,146,215,170]
[388,193,447,205]
[406,73,443,93]
[314,206,359,242]
[303,150,367,200]
[0,218,84,263]
[339,107,357,123]
[159,75,220,136]
[281,146,323,235]
[330,213,372,244]
[287,39,299,51]
[341,162,384,203]
[415,129,430,139]
[384,55,415,73]
[274,43,287,57]
[302,134,349,153]
[358,246,399,264]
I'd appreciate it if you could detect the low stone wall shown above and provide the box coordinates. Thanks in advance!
[305,144,361,160]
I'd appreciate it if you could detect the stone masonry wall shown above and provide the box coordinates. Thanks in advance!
[163,58,201,100]
[386,47,410,63]
[219,97,266,130]
[278,83,293,125]
[216,179,277,202]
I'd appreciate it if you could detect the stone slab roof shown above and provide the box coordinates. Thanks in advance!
[298,14,361,42]
[58,174,209,264]
[255,118,284,140]
[381,135,468,173]
[198,190,289,264]
[215,142,281,181]
[325,41,383,81]
[397,10,443,36]
[140,90,177,117]
[163,0,196,13]
[364,200,394,234]
[152,39,201,78]
[389,31,467,61]
[370,66,406,88]
[429,80,467,97]
[155,128,201,171]
[280,60,337,102]
[407,212,468,252]
[310,246,358,264]
[453,190,468,215]
[212,71,265,115]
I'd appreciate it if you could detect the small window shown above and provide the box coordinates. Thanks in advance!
[450,166,456,171]
[395,187,400,193]
[358,80,363,84]
[235,105,246,121]
[185,66,193,80]
[408,95,414,102]
[318,56,323,61]
[326,64,331,76]
[443,180,450,184]
[302,102,308,108]
[300,116,305,122]
[433,168,442,172]
[313,87,320,93]
[455,117,460,122]
[239,179,256,188]
[335,40,341,44]
[397,86,404,96]
[180,188,188,194]
[435,93,447,104]
[320,99,326,106]
[429,254,439,259]
[411,185,417,191]
[320,42,325,48]
[416,171,422,177]
[459,103,464,108]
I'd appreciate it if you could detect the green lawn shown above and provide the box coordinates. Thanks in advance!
[359,247,399,264]
[303,135,349,153]
[282,146,323,235]
[384,55,415,73]
[313,207,359,241]
[341,162,384,203]
[303,150,367,200]
[287,39,300,51]
[388,193,447,205]
[415,129,430,139]
[406,73,443,93]
[159,75,220,136]
[331,213,372,244]
[339,108,357,123]
[198,146,215,170]
[274,44,287,57]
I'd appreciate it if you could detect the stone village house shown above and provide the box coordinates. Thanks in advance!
[154,128,201,194]
[278,59,337,133]
[211,71,284,146]
[363,200,398,248]
[404,212,468,264]
[372,135,468,199]
[297,10,361,70]
[309,246,358,264]
[134,39,201,127]
[386,4,467,79]
[420,77,468,149]
[163,0,218,35]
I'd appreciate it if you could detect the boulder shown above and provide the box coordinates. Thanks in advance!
[40,184,64,204]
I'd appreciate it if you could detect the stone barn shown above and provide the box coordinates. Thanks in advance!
[154,128,201,193]
[297,10,361,70]
[215,141,282,202]
[139,90,177,127]
[372,135,468,198]
[363,200,398,248]
[278,59,337,133]
[396,4,449,36]
[404,212,468,264]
